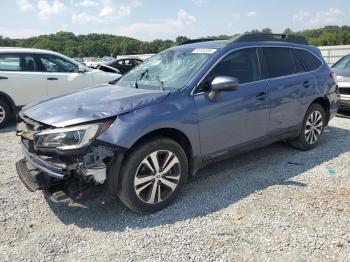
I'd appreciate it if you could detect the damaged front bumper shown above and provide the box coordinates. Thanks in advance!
[20,141,68,179]
[15,112,121,191]
[16,139,116,192]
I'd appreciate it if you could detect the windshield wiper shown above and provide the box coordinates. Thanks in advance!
[134,79,139,89]
[156,75,165,91]
[139,68,149,81]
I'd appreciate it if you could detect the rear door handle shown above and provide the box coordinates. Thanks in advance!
[0,76,8,80]
[47,77,58,81]
[303,81,310,88]
[256,92,267,101]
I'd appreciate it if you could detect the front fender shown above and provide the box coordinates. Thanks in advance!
[97,92,201,158]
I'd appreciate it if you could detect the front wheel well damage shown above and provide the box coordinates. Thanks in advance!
[129,128,194,174]
[107,128,195,198]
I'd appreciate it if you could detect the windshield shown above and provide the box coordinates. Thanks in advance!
[117,47,217,91]
[332,55,350,69]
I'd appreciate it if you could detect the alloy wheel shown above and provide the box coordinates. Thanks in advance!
[134,150,181,204]
[0,105,5,124]
[305,111,323,145]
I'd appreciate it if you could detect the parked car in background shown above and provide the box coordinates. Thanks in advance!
[73,57,84,64]
[101,56,115,63]
[97,64,122,75]
[16,34,339,214]
[332,54,350,110]
[0,48,121,127]
[84,57,101,68]
[103,58,143,74]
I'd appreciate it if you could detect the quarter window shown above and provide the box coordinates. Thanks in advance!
[293,49,322,71]
[39,55,78,73]
[197,48,260,93]
[263,47,294,78]
[291,49,305,73]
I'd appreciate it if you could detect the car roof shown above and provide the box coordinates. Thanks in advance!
[174,34,311,51]
[0,47,62,56]
[172,40,227,50]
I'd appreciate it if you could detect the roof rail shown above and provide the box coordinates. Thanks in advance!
[227,33,309,45]
[176,39,219,46]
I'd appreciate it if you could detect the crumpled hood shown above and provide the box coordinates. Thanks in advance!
[23,84,169,127]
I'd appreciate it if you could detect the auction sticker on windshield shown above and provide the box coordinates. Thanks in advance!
[192,48,217,54]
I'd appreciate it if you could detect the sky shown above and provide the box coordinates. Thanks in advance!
[0,0,350,41]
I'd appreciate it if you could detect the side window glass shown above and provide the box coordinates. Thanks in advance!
[40,55,78,73]
[118,60,124,65]
[293,49,322,71]
[125,59,132,65]
[134,60,142,65]
[0,54,20,71]
[21,55,37,72]
[197,48,260,93]
[263,47,294,78]
[291,49,305,73]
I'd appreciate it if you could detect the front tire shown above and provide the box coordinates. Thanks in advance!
[109,137,188,214]
[290,103,326,151]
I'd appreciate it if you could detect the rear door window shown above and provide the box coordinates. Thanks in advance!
[263,47,294,78]
[0,54,37,71]
[133,59,142,65]
[293,49,322,71]
[0,54,20,71]
[124,59,132,66]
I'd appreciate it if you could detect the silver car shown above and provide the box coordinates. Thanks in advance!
[332,54,350,110]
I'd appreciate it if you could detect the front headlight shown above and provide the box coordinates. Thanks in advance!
[34,123,108,151]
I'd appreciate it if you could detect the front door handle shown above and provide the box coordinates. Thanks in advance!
[0,76,8,80]
[47,77,58,81]
[303,81,310,88]
[256,92,267,101]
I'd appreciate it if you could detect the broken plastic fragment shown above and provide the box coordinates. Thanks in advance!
[328,169,336,175]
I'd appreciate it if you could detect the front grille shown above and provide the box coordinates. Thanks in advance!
[339,88,350,95]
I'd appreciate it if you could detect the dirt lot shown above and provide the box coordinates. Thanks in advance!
[0,116,350,261]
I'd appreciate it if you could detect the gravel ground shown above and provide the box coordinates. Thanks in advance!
[0,116,350,261]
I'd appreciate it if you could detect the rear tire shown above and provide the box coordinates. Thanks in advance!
[109,137,188,214]
[0,98,12,128]
[289,103,326,151]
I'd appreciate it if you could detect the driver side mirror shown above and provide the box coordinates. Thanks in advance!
[208,76,239,100]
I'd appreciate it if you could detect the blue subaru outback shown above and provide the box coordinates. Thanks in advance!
[16,34,340,213]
